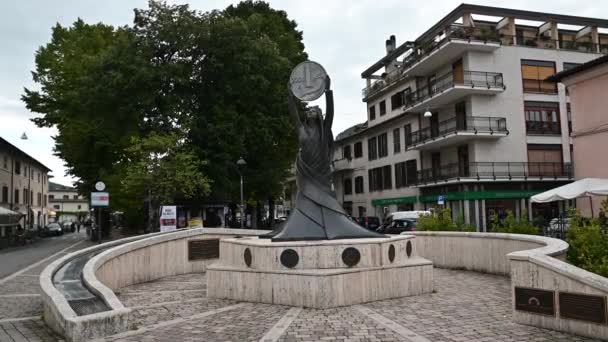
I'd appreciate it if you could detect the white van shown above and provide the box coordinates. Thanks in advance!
[385,211,431,224]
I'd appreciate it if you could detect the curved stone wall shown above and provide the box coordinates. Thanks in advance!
[410,231,608,341]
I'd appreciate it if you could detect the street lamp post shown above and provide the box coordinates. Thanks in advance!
[236,157,247,228]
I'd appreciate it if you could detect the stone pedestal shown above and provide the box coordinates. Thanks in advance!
[207,235,433,308]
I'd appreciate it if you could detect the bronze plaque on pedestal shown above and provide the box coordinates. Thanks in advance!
[559,292,606,324]
[515,287,555,316]
[188,239,220,260]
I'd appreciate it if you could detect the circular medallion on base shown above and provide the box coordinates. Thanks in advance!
[244,248,252,267]
[406,241,412,258]
[280,249,299,268]
[342,247,361,267]
[388,244,396,263]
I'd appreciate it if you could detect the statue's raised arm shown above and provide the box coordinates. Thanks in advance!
[323,75,333,132]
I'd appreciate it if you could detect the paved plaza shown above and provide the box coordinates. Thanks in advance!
[0,261,602,342]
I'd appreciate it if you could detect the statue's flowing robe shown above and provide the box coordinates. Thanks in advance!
[272,112,383,241]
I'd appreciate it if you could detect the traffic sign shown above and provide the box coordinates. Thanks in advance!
[91,192,109,207]
[437,195,445,205]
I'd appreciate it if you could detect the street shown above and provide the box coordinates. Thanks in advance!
[0,230,88,279]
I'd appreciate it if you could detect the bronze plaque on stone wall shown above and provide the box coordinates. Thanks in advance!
[559,292,606,324]
[188,239,220,260]
[515,287,555,316]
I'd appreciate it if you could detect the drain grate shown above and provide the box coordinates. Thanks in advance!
[68,298,110,316]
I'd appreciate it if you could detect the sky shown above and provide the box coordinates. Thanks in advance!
[1,0,606,186]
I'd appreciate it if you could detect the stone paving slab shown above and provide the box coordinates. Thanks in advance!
[0,319,62,342]
[0,276,40,296]
[0,297,42,320]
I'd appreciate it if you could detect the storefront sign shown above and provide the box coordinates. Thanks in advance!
[90,192,109,207]
[371,196,418,206]
[419,190,543,203]
[160,206,177,232]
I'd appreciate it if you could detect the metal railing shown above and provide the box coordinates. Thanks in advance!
[501,35,608,53]
[403,70,504,109]
[416,162,573,185]
[407,116,507,147]
[362,24,502,99]
[526,121,561,135]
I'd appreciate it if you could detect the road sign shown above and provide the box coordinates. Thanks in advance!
[160,206,177,232]
[289,61,328,102]
[91,192,109,207]
[437,195,445,205]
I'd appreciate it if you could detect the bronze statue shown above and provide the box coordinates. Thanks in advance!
[271,61,383,241]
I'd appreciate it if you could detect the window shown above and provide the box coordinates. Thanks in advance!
[378,133,388,158]
[355,176,364,194]
[37,193,41,206]
[37,172,40,183]
[31,169,34,179]
[14,189,19,204]
[368,137,378,160]
[23,189,27,205]
[344,178,352,195]
[44,195,47,207]
[395,162,406,188]
[524,101,560,135]
[369,106,376,120]
[527,144,563,176]
[31,190,33,205]
[521,60,557,94]
[73,195,78,200]
[354,142,363,158]
[405,159,418,185]
[53,205,60,210]
[77,205,82,210]
[379,100,386,116]
[48,194,54,200]
[404,124,412,147]
[393,128,401,153]
[14,161,20,175]
[391,91,404,110]
[3,155,7,169]
[63,195,69,200]
[382,165,392,189]
[567,103,572,134]
[343,145,352,160]
[1,186,7,203]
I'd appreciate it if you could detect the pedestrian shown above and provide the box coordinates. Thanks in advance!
[70,221,76,233]
[77,221,81,233]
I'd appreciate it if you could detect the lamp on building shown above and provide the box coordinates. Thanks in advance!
[20,132,28,140]
[423,109,432,118]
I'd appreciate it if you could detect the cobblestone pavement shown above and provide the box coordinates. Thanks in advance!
[3,268,603,342]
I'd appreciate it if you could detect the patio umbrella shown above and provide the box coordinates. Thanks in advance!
[530,178,608,216]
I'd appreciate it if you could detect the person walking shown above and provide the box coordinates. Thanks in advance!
[77,221,81,233]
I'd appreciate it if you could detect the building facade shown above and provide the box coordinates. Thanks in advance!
[550,55,608,217]
[332,4,608,230]
[48,182,90,223]
[0,137,51,228]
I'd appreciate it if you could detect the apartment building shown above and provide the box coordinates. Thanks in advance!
[48,182,90,223]
[0,137,51,228]
[332,4,608,230]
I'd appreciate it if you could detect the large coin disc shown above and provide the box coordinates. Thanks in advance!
[289,61,327,102]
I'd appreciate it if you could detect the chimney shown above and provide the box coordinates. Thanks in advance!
[385,39,392,54]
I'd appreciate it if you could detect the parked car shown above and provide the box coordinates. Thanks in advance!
[356,216,381,231]
[377,219,417,234]
[384,211,430,224]
[44,223,63,236]
[548,217,571,233]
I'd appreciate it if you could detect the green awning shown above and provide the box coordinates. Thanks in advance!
[372,196,418,206]
[418,190,543,203]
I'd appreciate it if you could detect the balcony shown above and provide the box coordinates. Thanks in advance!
[332,158,354,172]
[501,35,608,54]
[404,70,505,112]
[407,116,507,151]
[362,25,501,100]
[526,121,561,135]
[415,162,573,187]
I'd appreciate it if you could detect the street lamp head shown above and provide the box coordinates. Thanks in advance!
[423,110,432,118]
[236,157,246,166]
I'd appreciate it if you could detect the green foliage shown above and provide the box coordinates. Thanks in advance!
[23,1,307,229]
[567,200,608,277]
[489,210,538,235]
[417,208,475,232]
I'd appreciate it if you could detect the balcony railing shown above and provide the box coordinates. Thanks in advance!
[526,121,561,135]
[416,162,573,185]
[501,35,608,53]
[407,116,507,147]
[404,70,504,109]
[362,24,502,99]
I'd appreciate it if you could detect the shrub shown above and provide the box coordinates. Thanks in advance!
[417,208,475,232]
[490,210,538,235]
[567,200,608,277]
